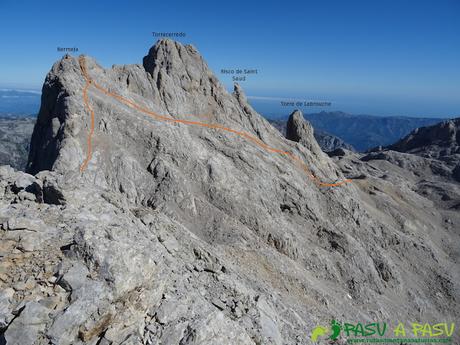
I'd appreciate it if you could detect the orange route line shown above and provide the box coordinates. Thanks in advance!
[79,59,95,173]
[78,56,352,187]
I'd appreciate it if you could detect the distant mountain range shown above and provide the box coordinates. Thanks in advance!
[269,111,449,151]
[0,89,41,114]
[0,115,35,170]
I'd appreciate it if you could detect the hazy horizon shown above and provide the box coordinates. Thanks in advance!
[0,86,456,119]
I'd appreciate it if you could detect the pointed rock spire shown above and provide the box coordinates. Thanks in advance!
[286,110,321,154]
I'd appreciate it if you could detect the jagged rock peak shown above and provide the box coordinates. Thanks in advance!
[140,38,262,127]
[285,110,322,154]
[142,38,203,77]
[232,82,256,115]
[141,39,279,140]
[26,38,287,177]
[286,110,311,142]
[233,83,246,102]
[388,118,460,154]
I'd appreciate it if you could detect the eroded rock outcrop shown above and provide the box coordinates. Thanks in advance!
[358,118,460,205]
[269,117,355,153]
[286,110,323,156]
[387,118,460,156]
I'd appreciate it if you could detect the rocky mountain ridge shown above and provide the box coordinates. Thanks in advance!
[0,114,353,173]
[1,39,458,344]
[386,118,460,158]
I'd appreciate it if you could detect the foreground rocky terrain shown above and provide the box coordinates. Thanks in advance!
[1,39,459,344]
[0,116,35,170]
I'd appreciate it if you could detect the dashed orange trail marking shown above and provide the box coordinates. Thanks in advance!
[78,56,352,187]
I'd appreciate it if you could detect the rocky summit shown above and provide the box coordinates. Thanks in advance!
[0,39,458,344]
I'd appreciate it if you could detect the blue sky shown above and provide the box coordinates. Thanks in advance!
[0,0,459,117]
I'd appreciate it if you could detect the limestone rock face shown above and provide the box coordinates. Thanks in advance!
[387,118,460,157]
[375,118,460,184]
[315,129,354,152]
[1,39,458,344]
[286,110,323,155]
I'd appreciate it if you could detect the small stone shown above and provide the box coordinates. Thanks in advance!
[155,299,187,324]
[7,218,44,231]
[24,277,36,290]
[17,190,37,202]
[13,281,27,291]
[13,174,40,192]
[4,301,50,344]
[194,263,204,272]
[38,296,60,310]
[211,298,226,311]
[233,306,243,318]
